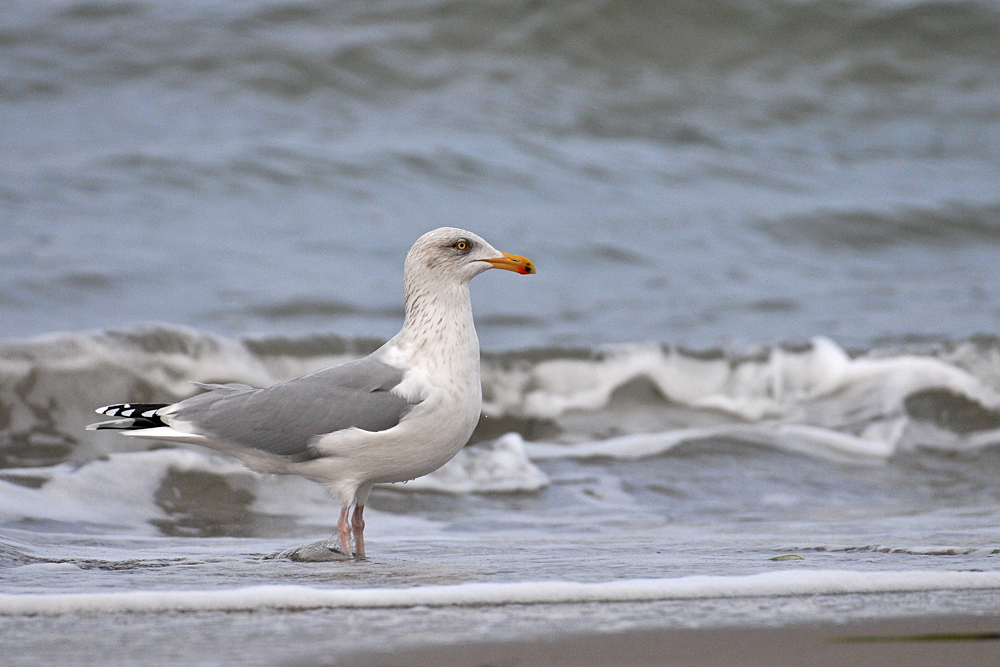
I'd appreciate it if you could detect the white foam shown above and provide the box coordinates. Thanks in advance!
[389,433,549,494]
[766,423,898,462]
[0,446,404,534]
[0,436,543,532]
[0,569,997,616]
[482,336,1000,458]
[0,449,255,530]
[501,337,1000,424]
[10,327,1000,480]
[525,423,897,464]
[526,428,716,461]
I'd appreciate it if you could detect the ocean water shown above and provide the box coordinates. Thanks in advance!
[2,0,1000,662]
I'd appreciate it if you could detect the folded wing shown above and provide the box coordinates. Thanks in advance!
[93,357,420,463]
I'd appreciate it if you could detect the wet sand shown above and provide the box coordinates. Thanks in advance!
[347,615,1000,667]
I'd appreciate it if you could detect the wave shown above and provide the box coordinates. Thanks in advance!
[1,569,998,615]
[6,324,1000,538]
[397,433,548,494]
[0,449,257,533]
[4,325,1000,473]
[486,336,1000,447]
[524,424,900,465]
[5,0,998,103]
[758,203,1000,250]
[782,544,1000,556]
[512,339,1000,463]
[3,0,997,228]
[0,439,544,535]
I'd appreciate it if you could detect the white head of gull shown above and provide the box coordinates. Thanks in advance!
[88,227,535,559]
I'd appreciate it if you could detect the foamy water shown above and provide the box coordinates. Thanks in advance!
[4,326,1000,661]
[5,570,1000,615]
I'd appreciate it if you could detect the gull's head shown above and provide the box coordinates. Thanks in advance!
[405,227,536,286]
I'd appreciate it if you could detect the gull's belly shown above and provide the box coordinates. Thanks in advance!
[364,390,481,484]
[305,382,482,488]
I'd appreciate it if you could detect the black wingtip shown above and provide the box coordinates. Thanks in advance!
[88,403,170,430]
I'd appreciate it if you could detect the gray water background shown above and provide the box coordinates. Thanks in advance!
[2,0,999,350]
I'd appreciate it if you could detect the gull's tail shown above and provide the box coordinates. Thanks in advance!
[86,403,170,431]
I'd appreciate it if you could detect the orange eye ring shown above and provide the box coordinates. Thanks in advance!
[455,240,469,251]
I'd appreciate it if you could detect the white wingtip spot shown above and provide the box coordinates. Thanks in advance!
[141,409,158,418]
[121,409,134,417]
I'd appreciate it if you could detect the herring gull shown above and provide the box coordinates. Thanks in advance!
[87,227,535,559]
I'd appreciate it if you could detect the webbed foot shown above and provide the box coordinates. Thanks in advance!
[266,539,352,562]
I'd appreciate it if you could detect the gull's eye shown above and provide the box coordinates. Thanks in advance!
[454,239,470,252]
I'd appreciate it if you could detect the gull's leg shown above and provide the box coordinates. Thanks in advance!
[337,505,352,556]
[351,504,366,559]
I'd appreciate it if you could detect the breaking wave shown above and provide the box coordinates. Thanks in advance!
[5,325,1000,473]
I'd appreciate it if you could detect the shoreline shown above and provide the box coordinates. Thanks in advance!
[349,615,1000,667]
[2,601,999,666]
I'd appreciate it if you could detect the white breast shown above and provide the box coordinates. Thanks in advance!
[298,281,484,505]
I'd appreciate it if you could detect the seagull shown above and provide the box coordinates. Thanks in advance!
[87,227,535,559]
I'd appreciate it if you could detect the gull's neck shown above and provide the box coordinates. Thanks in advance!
[391,276,480,376]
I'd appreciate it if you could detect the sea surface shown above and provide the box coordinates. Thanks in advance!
[2,0,1000,663]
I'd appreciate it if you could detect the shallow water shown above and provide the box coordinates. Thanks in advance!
[2,0,1000,661]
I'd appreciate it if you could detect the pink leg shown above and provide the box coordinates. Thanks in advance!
[351,504,366,559]
[337,505,352,556]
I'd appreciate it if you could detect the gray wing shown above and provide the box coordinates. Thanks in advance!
[166,357,417,462]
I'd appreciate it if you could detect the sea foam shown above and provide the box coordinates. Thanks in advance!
[502,337,1000,423]
[390,433,548,494]
[524,423,898,465]
[0,435,546,532]
[6,326,1000,479]
[1,569,997,616]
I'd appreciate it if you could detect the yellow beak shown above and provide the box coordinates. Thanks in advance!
[481,252,536,275]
